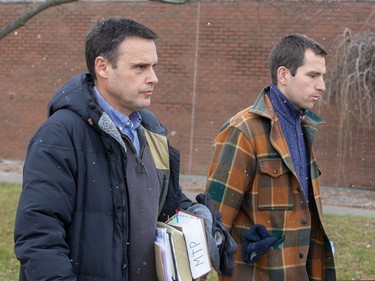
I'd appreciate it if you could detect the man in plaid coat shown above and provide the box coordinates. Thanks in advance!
[206,34,336,281]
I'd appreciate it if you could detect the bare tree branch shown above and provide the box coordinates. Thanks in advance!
[0,0,77,40]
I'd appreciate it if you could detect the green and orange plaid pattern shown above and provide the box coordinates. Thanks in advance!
[206,87,335,281]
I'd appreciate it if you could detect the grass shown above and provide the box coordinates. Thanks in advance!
[324,214,375,280]
[1,182,374,281]
[0,182,21,281]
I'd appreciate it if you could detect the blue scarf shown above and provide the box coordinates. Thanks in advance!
[268,84,310,202]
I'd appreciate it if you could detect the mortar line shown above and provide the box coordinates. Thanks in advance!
[188,2,200,174]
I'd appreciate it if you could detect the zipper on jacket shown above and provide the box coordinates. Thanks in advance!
[115,149,129,280]
[136,158,148,174]
[136,135,148,174]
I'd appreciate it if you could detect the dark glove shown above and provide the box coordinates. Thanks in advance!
[187,203,221,272]
[195,193,238,277]
[196,193,222,223]
[215,220,237,276]
[241,224,278,264]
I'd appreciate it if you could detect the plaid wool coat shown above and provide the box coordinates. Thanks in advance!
[206,87,336,281]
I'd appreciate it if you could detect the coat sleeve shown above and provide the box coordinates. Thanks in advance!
[14,122,77,281]
[205,125,256,230]
[158,145,192,222]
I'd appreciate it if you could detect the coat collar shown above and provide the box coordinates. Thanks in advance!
[250,86,326,127]
[249,86,325,182]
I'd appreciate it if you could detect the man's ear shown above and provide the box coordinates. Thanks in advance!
[95,56,109,79]
[276,66,288,86]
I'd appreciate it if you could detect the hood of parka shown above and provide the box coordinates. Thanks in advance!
[47,73,100,127]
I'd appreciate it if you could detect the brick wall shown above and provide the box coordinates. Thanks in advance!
[1,0,374,189]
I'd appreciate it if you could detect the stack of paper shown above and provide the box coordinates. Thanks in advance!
[155,210,212,280]
[155,227,176,281]
[155,222,192,281]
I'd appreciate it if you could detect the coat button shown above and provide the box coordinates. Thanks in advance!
[106,145,113,153]
[273,169,278,174]
[301,218,307,225]
[115,204,123,211]
[299,253,304,259]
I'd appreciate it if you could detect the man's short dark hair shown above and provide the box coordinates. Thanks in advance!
[85,18,158,80]
[269,34,327,85]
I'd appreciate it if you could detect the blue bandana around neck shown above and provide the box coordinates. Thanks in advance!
[268,84,310,203]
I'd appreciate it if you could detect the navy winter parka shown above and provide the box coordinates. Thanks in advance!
[14,73,192,281]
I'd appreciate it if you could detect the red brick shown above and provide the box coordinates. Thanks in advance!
[1,1,374,189]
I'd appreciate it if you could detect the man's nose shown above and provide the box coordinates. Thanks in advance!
[317,77,326,91]
[146,68,158,84]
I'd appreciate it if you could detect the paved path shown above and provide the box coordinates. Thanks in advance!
[1,161,374,217]
[0,171,21,184]
[182,191,375,218]
[179,175,375,218]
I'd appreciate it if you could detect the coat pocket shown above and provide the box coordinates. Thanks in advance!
[257,158,293,210]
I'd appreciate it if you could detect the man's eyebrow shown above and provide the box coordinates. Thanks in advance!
[131,61,158,68]
[307,70,325,75]
[132,62,148,66]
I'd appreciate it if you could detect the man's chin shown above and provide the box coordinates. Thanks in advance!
[140,100,151,109]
